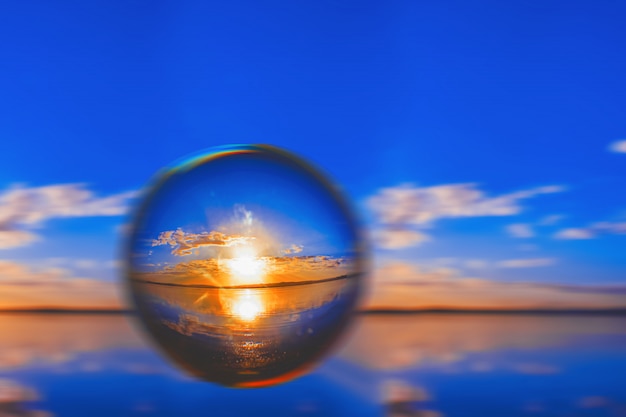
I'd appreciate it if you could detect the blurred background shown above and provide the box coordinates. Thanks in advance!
[1,1,625,416]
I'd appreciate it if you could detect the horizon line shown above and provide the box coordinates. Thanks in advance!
[1,307,626,315]
[129,273,353,289]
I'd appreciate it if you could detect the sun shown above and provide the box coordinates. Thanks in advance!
[225,246,268,285]
[228,256,266,278]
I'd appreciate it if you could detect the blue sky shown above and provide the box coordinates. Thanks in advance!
[0,0,625,309]
[131,146,359,270]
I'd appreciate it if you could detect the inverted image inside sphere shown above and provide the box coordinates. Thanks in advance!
[125,145,365,387]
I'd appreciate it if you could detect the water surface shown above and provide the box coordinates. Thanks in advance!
[1,313,625,416]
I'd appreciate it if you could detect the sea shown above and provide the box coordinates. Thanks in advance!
[0,313,625,417]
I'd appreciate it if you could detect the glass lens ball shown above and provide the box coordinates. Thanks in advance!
[125,145,365,387]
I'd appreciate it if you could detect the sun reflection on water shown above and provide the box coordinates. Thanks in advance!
[231,289,264,321]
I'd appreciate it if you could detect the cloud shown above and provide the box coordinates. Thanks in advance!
[149,205,292,259]
[0,260,122,309]
[608,139,626,153]
[337,303,626,375]
[594,221,626,234]
[234,204,254,227]
[0,313,146,372]
[554,228,595,240]
[0,379,38,403]
[506,223,534,238]
[373,229,430,249]
[538,214,564,226]
[0,183,138,249]
[0,379,52,417]
[505,216,565,240]
[37,257,116,272]
[0,314,180,387]
[151,228,256,256]
[554,221,626,240]
[538,283,626,295]
[381,379,430,404]
[497,258,556,268]
[369,183,564,226]
[367,183,563,249]
[362,260,626,311]
[0,230,39,249]
[282,244,304,254]
[133,255,351,287]
[380,380,442,417]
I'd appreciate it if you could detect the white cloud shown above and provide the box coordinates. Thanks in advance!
[0,183,138,249]
[506,223,534,238]
[554,228,595,240]
[497,258,556,268]
[367,183,564,249]
[504,215,564,240]
[234,204,254,227]
[368,183,564,226]
[373,229,430,249]
[554,221,626,240]
[39,257,116,272]
[0,230,39,249]
[151,228,256,256]
[608,140,626,153]
[594,221,626,234]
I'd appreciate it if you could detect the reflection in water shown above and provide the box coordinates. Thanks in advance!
[330,314,626,417]
[0,379,49,417]
[1,313,625,416]
[381,379,440,417]
[339,314,626,370]
[230,289,264,321]
[0,314,143,370]
[131,276,360,387]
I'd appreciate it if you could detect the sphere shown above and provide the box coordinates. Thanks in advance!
[125,145,365,387]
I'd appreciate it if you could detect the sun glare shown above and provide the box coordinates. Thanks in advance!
[231,289,264,321]
[228,257,266,277]
[225,246,268,285]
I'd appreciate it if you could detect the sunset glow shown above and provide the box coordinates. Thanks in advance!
[225,246,268,285]
[226,257,266,280]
